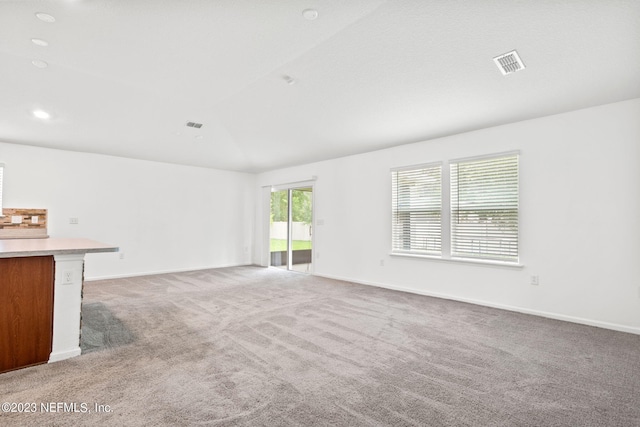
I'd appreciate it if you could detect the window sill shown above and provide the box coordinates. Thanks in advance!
[389,252,524,269]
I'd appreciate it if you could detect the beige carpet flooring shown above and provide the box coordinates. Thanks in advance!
[1,266,639,426]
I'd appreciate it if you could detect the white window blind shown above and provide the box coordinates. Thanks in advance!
[392,164,442,255]
[0,163,4,214]
[450,154,519,262]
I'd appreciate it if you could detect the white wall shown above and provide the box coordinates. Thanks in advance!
[0,143,255,279]
[255,98,640,334]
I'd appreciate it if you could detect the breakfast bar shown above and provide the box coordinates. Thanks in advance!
[0,238,118,373]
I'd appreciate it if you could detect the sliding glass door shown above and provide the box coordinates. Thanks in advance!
[270,189,289,269]
[270,187,313,272]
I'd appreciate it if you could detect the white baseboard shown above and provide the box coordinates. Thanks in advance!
[84,263,253,281]
[315,273,640,336]
[49,347,81,363]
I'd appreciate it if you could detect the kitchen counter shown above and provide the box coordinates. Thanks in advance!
[0,237,118,373]
[0,237,118,258]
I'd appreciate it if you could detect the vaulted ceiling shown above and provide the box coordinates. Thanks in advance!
[1,1,639,172]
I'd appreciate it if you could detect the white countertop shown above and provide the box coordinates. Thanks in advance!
[0,238,119,258]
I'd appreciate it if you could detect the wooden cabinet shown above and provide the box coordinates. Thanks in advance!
[0,256,54,373]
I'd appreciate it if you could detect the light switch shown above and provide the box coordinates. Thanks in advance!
[11,216,22,224]
[31,216,39,224]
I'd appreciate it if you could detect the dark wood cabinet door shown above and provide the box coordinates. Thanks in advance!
[0,256,54,373]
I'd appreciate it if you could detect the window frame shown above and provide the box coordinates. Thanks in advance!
[391,162,443,256]
[390,151,521,268]
[0,163,4,217]
[450,152,520,264]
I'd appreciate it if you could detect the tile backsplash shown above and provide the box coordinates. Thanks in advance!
[0,208,48,239]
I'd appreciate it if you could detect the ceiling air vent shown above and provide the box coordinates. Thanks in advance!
[493,50,525,75]
[186,121,203,129]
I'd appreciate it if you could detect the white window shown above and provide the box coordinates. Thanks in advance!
[391,152,519,264]
[0,163,4,215]
[451,154,519,262]
[391,164,442,255]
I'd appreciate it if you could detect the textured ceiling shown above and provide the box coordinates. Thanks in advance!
[1,0,639,172]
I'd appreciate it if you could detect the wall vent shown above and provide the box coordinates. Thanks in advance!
[493,50,525,75]
[186,121,203,129]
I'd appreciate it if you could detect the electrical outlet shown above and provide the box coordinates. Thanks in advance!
[530,275,539,286]
[63,270,73,285]
[119,252,125,260]
[380,259,385,267]
[69,217,79,225]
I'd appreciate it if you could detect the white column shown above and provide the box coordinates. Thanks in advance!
[49,253,86,363]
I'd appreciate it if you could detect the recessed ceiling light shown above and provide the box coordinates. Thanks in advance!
[31,38,49,47]
[35,12,56,23]
[31,59,48,68]
[33,109,51,120]
[302,9,318,20]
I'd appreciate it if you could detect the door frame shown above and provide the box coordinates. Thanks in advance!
[267,180,315,273]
